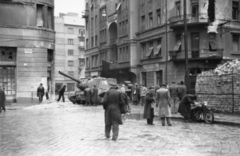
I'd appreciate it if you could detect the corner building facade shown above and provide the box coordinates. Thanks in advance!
[84,0,240,90]
[0,0,55,103]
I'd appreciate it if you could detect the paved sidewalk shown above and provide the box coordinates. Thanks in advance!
[130,104,240,127]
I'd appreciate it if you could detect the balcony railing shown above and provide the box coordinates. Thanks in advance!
[169,49,223,61]
[82,10,89,19]
[169,13,208,26]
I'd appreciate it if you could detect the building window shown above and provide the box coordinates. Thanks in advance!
[68,28,74,34]
[157,9,161,26]
[95,35,98,47]
[149,12,153,29]
[86,39,89,49]
[176,1,181,16]
[191,32,200,58]
[86,57,89,68]
[126,46,129,61]
[95,15,98,28]
[156,70,163,85]
[80,29,85,36]
[233,1,239,20]
[191,2,199,17]
[141,43,146,59]
[68,71,74,77]
[119,22,122,35]
[67,83,75,91]
[36,4,44,27]
[68,39,74,45]
[142,72,147,87]
[91,17,94,29]
[68,50,74,56]
[125,20,128,34]
[175,34,182,52]
[233,34,239,53]
[91,37,94,48]
[154,39,162,57]
[141,15,145,31]
[47,7,53,29]
[68,60,74,66]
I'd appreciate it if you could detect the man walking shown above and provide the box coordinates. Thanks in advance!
[101,83,123,141]
[156,84,172,126]
[178,81,187,101]
[57,85,66,102]
[0,87,6,112]
[84,86,92,106]
[37,83,45,104]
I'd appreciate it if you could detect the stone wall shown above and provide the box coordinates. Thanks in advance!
[196,73,240,113]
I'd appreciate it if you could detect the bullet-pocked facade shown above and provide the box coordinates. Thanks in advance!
[0,0,55,103]
[84,0,240,90]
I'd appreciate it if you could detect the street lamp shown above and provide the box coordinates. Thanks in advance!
[184,0,189,93]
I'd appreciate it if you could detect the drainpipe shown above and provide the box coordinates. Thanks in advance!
[165,0,168,85]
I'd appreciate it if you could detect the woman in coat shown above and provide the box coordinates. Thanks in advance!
[156,84,172,126]
[143,89,155,125]
[178,94,197,122]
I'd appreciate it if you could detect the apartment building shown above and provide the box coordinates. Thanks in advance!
[55,13,85,93]
[83,0,240,90]
[0,0,55,103]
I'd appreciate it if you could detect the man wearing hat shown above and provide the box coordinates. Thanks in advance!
[132,83,140,105]
[37,83,45,104]
[101,81,123,141]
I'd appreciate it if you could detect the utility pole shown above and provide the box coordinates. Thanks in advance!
[184,0,189,93]
[165,0,168,85]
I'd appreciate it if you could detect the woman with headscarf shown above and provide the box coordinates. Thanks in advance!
[143,87,155,125]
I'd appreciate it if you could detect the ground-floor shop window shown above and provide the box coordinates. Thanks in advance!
[0,67,16,95]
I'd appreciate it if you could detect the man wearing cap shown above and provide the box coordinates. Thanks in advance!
[101,82,123,141]
[37,83,45,104]
[0,87,6,112]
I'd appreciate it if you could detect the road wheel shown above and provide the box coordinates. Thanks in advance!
[204,111,214,124]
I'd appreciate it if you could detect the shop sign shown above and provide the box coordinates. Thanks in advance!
[0,61,16,65]
[24,48,33,54]
[91,72,98,76]
[142,63,160,72]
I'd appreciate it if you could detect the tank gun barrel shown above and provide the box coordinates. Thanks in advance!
[58,71,81,83]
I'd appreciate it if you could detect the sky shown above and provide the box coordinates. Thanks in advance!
[54,0,85,17]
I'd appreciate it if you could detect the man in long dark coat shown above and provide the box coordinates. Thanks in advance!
[101,84,123,141]
[0,87,6,112]
[84,86,92,106]
[131,83,140,105]
[143,89,155,125]
[178,94,197,122]
[169,82,179,114]
[91,85,98,106]
[37,83,45,104]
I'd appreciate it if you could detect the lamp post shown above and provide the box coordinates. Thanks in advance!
[184,0,189,93]
[165,0,168,85]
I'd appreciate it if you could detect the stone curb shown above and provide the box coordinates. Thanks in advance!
[128,112,240,127]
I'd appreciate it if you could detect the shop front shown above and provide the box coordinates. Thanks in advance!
[0,47,17,102]
[140,63,163,87]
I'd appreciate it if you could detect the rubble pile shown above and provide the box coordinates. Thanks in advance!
[195,60,240,113]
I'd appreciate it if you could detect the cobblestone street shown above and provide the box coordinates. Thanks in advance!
[0,103,240,156]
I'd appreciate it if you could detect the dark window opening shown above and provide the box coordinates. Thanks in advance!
[233,1,239,20]
[36,4,44,27]
[48,7,53,29]
[47,49,54,62]
[208,0,215,22]
[192,4,199,17]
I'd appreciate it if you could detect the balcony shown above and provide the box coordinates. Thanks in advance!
[168,13,208,29]
[82,10,89,19]
[169,49,223,61]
